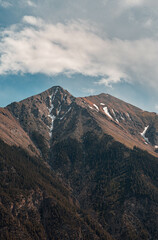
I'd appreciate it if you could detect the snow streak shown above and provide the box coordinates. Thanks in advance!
[48,88,59,137]
[103,107,113,119]
[140,125,149,144]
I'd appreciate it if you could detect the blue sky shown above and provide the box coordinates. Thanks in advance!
[0,0,158,112]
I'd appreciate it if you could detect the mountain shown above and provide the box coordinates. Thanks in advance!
[6,86,75,159]
[6,86,158,157]
[0,86,158,240]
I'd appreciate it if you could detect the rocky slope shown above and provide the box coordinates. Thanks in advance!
[0,139,113,240]
[50,133,158,240]
[6,86,158,157]
[0,108,39,156]
[0,86,158,240]
[6,86,75,159]
[83,93,158,154]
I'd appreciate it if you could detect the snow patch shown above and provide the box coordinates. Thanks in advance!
[120,115,125,121]
[63,94,66,101]
[57,105,62,116]
[52,87,59,101]
[48,89,58,137]
[140,125,149,144]
[155,145,158,149]
[49,94,54,112]
[112,109,119,123]
[126,112,131,120]
[112,109,115,115]
[60,107,72,120]
[103,107,113,119]
[48,115,56,137]
[100,103,105,106]
[88,105,93,110]
[93,104,99,111]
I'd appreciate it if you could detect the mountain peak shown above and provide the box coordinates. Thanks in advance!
[39,85,73,98]
[3,86,158,158]
[1,86,158,240]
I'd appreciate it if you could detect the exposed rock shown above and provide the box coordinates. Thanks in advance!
[0,86,158,240]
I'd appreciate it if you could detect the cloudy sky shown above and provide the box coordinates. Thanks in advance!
[0,0,158,112]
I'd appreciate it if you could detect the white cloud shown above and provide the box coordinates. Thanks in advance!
[155,105,158,111]
[119,0,158,11]
[23,16,43,26]
[121,0,145,8]
[7,0,158,41]
[97,77,120,88]
[144,18,153,28]
[0,16,158,90]
[27,0,36,7]
[0,0,12,8]
[82,88,96,95]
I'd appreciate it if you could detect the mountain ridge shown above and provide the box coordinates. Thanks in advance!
[1,85,158,157]
[0,85,158,239]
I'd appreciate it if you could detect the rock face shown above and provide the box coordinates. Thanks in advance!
[6,86,158,157]
[7,86,75,159]
[0,86,158,240]
[83,93,158,153]
[0,108,39,156]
